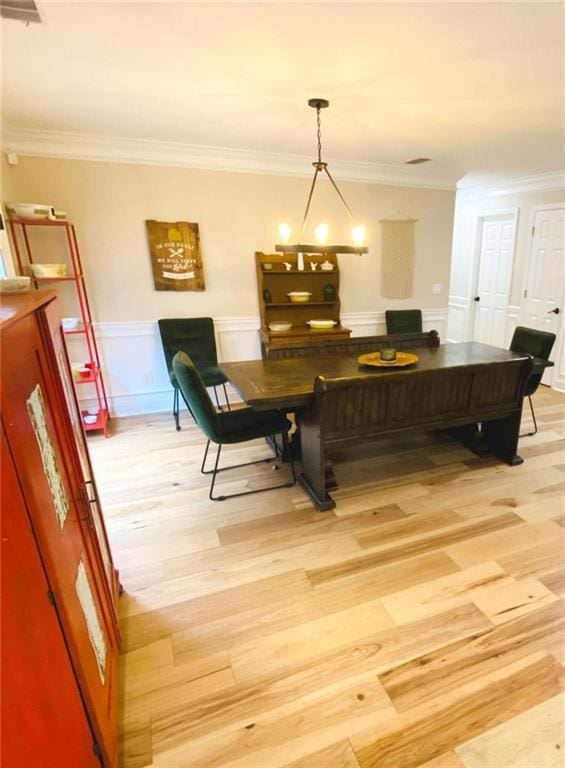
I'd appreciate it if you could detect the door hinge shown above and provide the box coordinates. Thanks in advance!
[531,225,535,235]
[524,289,528,298]
[47,589,56,608]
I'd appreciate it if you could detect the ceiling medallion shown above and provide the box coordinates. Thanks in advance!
[276,98,368,256]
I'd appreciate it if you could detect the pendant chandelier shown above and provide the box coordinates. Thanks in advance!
[276,98,368,255]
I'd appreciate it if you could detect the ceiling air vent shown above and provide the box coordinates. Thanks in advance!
[1,0,42,23]
[405,158,431,165]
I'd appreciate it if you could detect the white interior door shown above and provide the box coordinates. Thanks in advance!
[522,206,565,386]
[473,214,516,346]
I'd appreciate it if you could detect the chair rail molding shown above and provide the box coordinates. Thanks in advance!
[73,310,448,416]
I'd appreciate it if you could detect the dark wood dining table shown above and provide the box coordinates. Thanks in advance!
[221,342,552,510]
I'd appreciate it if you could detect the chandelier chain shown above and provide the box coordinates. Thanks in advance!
[317,107,322,164]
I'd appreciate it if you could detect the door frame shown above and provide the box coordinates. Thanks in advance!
[470,208,520,343]
[520,202,565,391]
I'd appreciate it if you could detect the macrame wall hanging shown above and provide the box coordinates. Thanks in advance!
[380,217,417,299]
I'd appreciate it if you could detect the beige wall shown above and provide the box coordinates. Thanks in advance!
[3,155,455,323]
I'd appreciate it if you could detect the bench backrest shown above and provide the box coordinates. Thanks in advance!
[313,357,532,444]
[266,330,440,361]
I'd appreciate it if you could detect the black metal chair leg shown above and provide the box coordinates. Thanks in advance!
[520,395,538,438]
[173,387,181,431]
[213,385,222,411]
[209,443,223,501]
[201,439,211,474]
[201,439,273,476]
[222,382,231,411]
[206,431,297,501]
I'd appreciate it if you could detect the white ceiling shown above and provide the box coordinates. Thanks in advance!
[2,1,564,187]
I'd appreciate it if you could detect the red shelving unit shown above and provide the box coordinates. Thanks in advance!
[7,218,110,437]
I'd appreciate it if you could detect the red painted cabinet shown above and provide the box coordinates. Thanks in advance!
[1,291,119,767]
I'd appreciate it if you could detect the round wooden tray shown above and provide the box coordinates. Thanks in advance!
[358,351,419,368]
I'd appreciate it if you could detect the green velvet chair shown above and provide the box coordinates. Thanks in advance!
[158,317,229,431]
[172,351,296,501]
[510,325,556,436]
[385,309,423,334]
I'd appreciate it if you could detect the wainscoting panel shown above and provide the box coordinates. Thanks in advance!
[73,309,448,416]
[447,296,470,343]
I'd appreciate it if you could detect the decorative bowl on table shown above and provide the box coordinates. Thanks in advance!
[307,319,337,330]
[30,263,67,278]
[358,351,419,368]
[287,291,312,303]
[269,322,292,332]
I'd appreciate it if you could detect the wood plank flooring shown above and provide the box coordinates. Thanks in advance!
[88,385,565,768]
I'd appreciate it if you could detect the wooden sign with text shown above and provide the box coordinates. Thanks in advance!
[146,220,205,291]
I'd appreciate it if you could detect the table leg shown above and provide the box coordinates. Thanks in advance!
[482,411,523,466]
[297,421,335,511]
[444,423,490,457]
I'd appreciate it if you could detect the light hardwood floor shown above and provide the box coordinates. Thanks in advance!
[89,386,565,768]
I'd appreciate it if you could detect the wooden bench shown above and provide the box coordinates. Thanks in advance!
[297,352,534,510]
[263,330,440,360]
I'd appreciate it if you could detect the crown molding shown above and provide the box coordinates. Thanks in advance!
[2,123,456,190]
[456,170,565,200]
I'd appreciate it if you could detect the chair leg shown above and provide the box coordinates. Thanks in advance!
[201,439,273,475]
[173,387,181,431]
[520,395,538,438]
[222,382,231,411]
[205,432,297,501]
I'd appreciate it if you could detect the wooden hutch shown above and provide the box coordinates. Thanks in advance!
[256,251,351,358]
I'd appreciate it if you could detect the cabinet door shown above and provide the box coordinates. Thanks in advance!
[39,299,120,619]
[1,313,118,768]
[1,424,100,768]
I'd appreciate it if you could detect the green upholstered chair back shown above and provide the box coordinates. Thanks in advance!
[158,318,219,375]
[172,352,222,442]
[510,326,556,396]
[385,309,423,334]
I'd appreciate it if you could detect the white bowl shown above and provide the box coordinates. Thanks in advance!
[269,322,292,332]
[87,406,100,416]
[6,202,55,221]
[83,414,97,425]
[62,317,80,331]
[287,291,312,303]
[307,319,337,329]
[30,263,67,278]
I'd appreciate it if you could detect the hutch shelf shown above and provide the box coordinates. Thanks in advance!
[7,217,110,437]
[255,251,351,358]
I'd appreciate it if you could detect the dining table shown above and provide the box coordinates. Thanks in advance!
[221,341,553,510]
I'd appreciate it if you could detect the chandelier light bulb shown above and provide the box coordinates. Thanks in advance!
[351,224,366,246]
[278,222,292,244]
[315,223,330,245]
